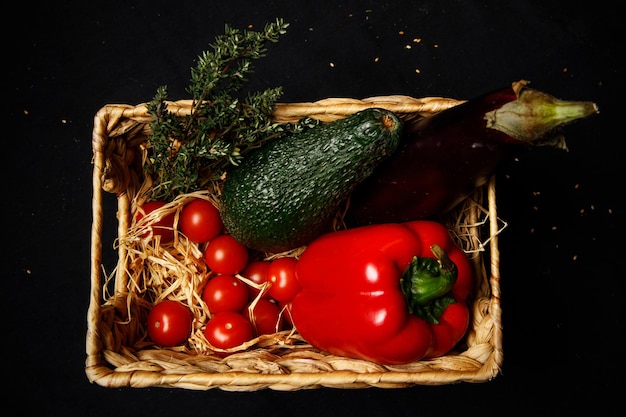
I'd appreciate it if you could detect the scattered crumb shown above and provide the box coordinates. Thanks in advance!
[374,57,379,62]
[415,69,421,74]
[573,255,578,261]
[24,109,29,115]
[329,62,335,68]
[413,38,421,43]
[398,30,405,35]
[551,226,557,231]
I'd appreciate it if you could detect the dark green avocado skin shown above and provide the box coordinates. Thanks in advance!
[220,108,403,253]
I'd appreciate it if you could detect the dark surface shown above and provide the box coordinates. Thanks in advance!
[10,0,621,415]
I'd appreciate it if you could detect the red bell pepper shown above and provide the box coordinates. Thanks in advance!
[291,220,473,365]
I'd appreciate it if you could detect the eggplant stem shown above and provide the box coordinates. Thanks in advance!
[485,84,599,145]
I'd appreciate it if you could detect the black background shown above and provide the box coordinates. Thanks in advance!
[10,0,622,415]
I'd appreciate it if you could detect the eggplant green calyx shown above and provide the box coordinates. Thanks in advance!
[485,80,599,150]
[401,244,457,322]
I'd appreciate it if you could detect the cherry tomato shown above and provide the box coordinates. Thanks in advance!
[136,201,175,242]
[245,299,283,336]
[202,275,249,313]
[179,199,223,243]
[278,301,294,328]
[204,235,249,274]
[268,257,300,302]
[147,300,193,347]
[240,261,271,300]
[204,311,253,350]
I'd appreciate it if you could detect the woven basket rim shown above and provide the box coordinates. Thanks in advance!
[87,95,503,391]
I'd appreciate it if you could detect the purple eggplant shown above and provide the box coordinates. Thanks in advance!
[345,80,599,226]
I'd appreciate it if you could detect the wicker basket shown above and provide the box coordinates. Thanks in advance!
[86,95,504,390]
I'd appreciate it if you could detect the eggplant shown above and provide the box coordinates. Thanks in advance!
[345,80,599,226]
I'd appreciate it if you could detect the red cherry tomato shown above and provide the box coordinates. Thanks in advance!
[136,201,175,242]
[240,261,271,300]
[204,235,249,274]
[179,199,223,243]
[268,257,300,302]
[202,275,249,313]
[204,311,253,350]
[278,301,294,328]
[245,299,283,336]
[147,300,193,347]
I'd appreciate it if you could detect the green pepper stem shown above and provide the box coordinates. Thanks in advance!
[400,244,458,323]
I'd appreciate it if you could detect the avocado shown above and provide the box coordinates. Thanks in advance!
[220,108,402,253]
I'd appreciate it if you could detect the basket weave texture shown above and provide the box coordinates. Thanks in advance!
[87,95,504,390]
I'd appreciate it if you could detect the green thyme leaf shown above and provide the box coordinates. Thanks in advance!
[144,18,292,201]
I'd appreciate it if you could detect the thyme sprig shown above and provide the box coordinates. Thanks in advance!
[144,18,296,201]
